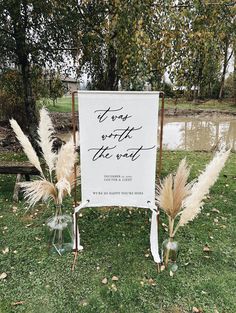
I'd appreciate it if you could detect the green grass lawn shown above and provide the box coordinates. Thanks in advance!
[0,151,236,313]
[39,96,78,113]
[38,96,236,114]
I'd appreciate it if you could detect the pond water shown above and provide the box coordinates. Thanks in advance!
[162,116,236,151]
[58,115,236,151]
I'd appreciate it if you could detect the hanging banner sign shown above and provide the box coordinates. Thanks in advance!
[78,91,159,208]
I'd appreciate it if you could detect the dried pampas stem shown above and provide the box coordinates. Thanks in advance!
[56,178,71,204]
[10,119,44,176]
[37,107,56,179]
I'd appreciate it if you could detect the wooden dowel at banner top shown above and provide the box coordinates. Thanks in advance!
[158,92,165,180]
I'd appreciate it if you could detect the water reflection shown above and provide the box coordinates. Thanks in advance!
[58,116,236,151]
[162,116,236,151]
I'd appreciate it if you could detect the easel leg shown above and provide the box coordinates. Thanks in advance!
[72,251,78,272]
[157,92,165,268]
[71,90,78,272]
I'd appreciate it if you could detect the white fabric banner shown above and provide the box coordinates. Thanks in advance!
[78,91,159,209]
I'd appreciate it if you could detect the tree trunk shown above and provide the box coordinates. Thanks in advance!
[219,38,229,100]
[21,61,39,152]
[11,2,39,152]
[193,87,198,103]
[105,45,118,90]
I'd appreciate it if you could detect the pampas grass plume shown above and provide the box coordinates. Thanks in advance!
[157,174,174,217]
[37,107,56,177]
[56,134,78,182]
[10,116,80,209]
[173,158,191,216]
[21,180,57,207]
[179,149,230,227]
[157,158,190,219]
[10,119,43,176]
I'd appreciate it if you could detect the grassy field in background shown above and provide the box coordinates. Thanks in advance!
[0,151,236,313]
[39,96,236,114]
[165,98,236,112]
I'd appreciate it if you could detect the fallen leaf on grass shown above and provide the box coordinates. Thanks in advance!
[12,206,18,213]
[148,278,156,286]
[12,301,24,306]
[212,208,220,214]
[101,278,108,284]
[112,276,119,281]
[192,307,203,313]
[2,247,9,254]
[25,224,33,228]
[203,245,211,252]
[79,300,88,307]
[0,272,7,280]
[111,283,117,291]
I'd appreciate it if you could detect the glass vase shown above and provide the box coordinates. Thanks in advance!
[47,214,73,255]
[162,238,179,270]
